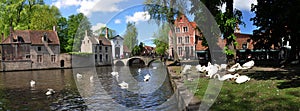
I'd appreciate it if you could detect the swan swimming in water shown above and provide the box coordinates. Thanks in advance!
[90,76,94,83]
[144,74,151,82]
[30,80,36,87]
[45,88,55,96]
[76,73,83,79]
[138,68,141,73]
[118,81,129,89]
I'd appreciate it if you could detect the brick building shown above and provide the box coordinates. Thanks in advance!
[168,14,201,60]
[1,28,61,71]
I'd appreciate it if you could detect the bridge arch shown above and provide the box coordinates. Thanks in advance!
[127,57,146,66]
[115,60,125,66]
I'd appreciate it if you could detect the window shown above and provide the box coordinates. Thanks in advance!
[175,27,180,33]
[26,54,31,59]
[191,46,194,56]
[183,27,188,32]
[38,47,41,51]
[88,40,89,43]
[99,46,102,52]
[51,55,56,63]
[106,54,108,62]
[105,47,108,53]
[37,55,42,63]
[100,54,103,62]
[185,36,189,43]
[178,37,182,44]
[95,54,97,61]
[178,47,182,56]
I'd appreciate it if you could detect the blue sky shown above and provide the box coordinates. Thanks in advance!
[47,0,257,46]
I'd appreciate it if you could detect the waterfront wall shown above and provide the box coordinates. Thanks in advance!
[0,53,111,72]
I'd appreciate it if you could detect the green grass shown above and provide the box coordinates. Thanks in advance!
[185,72,300,110]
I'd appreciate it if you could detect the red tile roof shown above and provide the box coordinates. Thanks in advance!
[98,36,112,46]
[2,30,59,45]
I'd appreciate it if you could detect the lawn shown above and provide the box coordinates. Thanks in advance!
[183,67,300,110]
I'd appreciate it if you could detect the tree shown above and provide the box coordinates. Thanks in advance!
[65,13,92,52]
[94,26,117,39]
[123,22,138,51]
[251,0,300,62]
[29,5,60,30]
[189,0,243,63]
[152,23,170,55]
[57,17,68,53]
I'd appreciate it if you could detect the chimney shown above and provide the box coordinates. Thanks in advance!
[85,30,88,37]
[105,27,108,39]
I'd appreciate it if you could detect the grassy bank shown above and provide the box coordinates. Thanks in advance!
[183,68,300,110]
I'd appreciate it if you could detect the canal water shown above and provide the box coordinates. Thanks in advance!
[0,62,181,110]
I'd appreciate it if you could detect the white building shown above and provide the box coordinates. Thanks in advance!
[110,35,131,59]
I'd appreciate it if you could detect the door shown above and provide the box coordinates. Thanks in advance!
[115,47,120,59]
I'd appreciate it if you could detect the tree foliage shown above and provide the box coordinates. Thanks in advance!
[251,0,300,61]
[123,22,138,51]
[65,13,92,52]
[0,0,61,38]
[152,23,170,55]
[94,26,117,39]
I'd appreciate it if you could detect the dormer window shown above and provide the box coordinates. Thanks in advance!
[99,40,103,45]
[43,33,47,41]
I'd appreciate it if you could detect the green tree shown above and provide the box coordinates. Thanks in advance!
[65,13,92,52]
[57,17,68,53]
[94,26,117,39]
[152,23,170,55]
[29,5,60,30]
[251,0,300,62]
[123,22,138,51]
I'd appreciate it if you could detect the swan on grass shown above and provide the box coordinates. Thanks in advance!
[144,74,151,82]
[46,88,55,96]
[182,65,192,73]
[118,81,129,89]
[242,60,255,69]
[206,65,219,78]
[234,74,251,84]
[30,80,36,87]
[213,74,239,81]
[228,63,243,72]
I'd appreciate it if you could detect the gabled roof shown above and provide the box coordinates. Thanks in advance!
[98,36,112,46]
[88,36,99,45]
[111,35,124,40]
[2,30,60,45]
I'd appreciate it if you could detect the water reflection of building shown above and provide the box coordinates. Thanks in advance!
[0,27,61,71]
[80,30,112,66]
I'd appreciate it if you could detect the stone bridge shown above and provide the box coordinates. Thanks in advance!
[113,56,158,66]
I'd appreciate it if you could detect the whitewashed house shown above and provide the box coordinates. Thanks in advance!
[110,35,130,59]
[81,31,112,65]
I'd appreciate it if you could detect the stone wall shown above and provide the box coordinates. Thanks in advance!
[1,60,32,71]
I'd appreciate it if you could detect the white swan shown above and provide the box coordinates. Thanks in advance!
[242,60,255,69]
[111,71,119,77]
[220,64,228,70]
[206,65,219,78]
[138,68,141,73]
[76,73,83,79]
[118,81,129,89]
[30,80,36,87]
[182,65,192,73]
[45,88,55,96]
[213,74,238,81]
[234,74,251,84]
[195,65,206,73]
[89,76,94,83]
[144,74,151,82]
[153,67,157,69]
[228,63,243,72]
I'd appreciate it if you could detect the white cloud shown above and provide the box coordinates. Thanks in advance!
[114,19,122,24]
[125,11,150,24]
[91,23,106,33]
[52,0,124,16]
[219,0,257,12]
[234,0,257,11]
